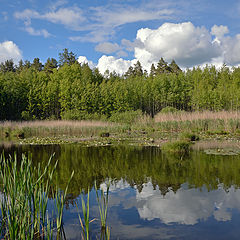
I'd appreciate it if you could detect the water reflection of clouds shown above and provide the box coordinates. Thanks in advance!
[136,182,240,225]
[62,179,240,239]
[101,179,240,225]
[100,178,130,192]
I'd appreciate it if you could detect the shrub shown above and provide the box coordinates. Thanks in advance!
[180,132,200,141]
[161,140,192,153]
[109,110,143,124]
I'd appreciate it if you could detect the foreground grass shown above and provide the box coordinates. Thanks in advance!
[0,153,68,239]
[1,111,240,146]
[0,154,110,240]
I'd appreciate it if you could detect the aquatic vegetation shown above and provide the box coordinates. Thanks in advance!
[161,140,192,153]
[180,132,199,142]
[204,148,240,156]
[95,181,110,230]
[76,189,96,240]
[0,153,73,239]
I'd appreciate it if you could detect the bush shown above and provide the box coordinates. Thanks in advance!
[161,140,192,153]
[180,132,199,141]
[109,110,143,124]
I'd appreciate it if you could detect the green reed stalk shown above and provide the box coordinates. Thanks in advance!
[95,181,110,230]
[76,189,96,240]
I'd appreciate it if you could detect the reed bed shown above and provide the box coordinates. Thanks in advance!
[0,120,112,129]
[154,111,240,134]
[0,153,111,240]
[0,153,70,239]
[155,110,240,123]
[0,120,117,138]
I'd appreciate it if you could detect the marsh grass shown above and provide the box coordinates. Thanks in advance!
[153,111,240,133]
[155,110,240,123]
[0,153,73,240]
[2,111,240,143]
[0,120,117,139]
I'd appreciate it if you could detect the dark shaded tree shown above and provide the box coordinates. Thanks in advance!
[43,58,58,73]
[0,59,15,73]
[59,48,77,66]
[169,60,182,74]
[32,58,43,71]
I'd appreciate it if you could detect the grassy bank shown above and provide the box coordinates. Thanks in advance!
[1,110,240,146]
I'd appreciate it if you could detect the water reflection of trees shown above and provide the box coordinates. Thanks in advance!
[1,144,240,199]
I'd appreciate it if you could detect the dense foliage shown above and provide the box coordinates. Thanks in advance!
[1,49,240,121]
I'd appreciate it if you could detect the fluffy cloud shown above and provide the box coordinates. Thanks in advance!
[97,55,136,75]
[76,22,240,74]
[95,42,121,54]
[0,41,22,64]
[211,25,229,39]
[77,56,95,69]
[218,34,240,65]
[135,22,221,68]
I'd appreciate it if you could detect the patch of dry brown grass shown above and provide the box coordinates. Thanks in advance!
[154,111,240,123]
[0,120,113,128]
[0,120,117,138]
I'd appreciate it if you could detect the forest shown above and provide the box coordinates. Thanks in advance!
[1,48,240,121]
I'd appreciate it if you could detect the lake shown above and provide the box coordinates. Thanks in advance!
[1,143,240,240]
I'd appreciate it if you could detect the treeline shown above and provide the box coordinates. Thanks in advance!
[1,48,240,121]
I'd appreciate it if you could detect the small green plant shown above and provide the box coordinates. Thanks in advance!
[95,181,110,230]
[180,132,199,141]
[161,140,192,153]
[76,189,96,240]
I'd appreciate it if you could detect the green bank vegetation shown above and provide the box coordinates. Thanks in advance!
[1,110,240,147]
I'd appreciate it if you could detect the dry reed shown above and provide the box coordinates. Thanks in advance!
[154,111,240,123]
[0,120,117,138]
[0,120,113,128]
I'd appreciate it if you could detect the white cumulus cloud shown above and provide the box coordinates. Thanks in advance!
[77,56,95,69]
[0,41,22,64]
[97,55,136,75]
[211,25,229,39]
[78,22,240,75]
[135,22,221,68]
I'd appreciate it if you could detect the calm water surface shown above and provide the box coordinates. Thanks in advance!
[1,143,240,240]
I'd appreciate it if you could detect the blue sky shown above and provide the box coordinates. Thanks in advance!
[1,0,240,73]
